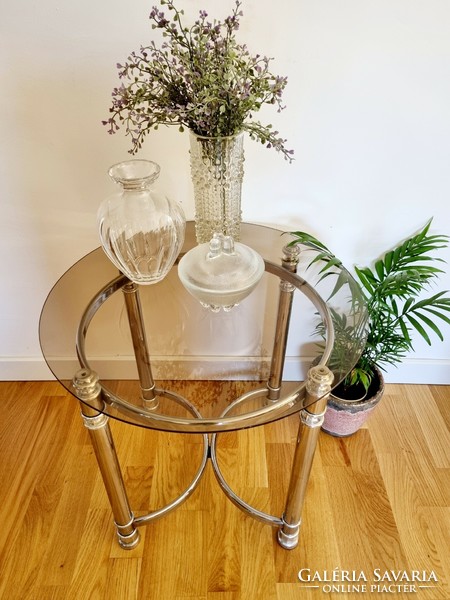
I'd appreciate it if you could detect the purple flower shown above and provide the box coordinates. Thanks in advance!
[103,0,293,161]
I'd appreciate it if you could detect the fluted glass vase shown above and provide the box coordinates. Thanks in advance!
[97,160,186,285]
[189,131,244,244]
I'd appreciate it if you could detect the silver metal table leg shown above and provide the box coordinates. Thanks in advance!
[267,245,301,402]
[278,365,334,549]
[73,368,141,550]
[122,281,158,410]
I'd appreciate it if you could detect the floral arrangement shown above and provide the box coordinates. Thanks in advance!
[103,0,293,161]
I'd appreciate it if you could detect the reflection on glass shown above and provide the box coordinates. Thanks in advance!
[39,223,369,432]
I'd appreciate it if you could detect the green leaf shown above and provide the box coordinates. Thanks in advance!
[412,311,444,341]
[354,267,375,295]
[375,259,385,280]
[391,298,399,316]
[318,256,342,274]
[401,297,415,315]
[417,218,432,241]
[357,266,378,284]
[358,371,372,392]
[420,307,450,326]
[412,291,449,310]
[327,270,349,300]
[399,319,411,343]
[287,231,330,252]
[392,246,402,266]
[309,252,336,268]
[384,250,393,273]
[405,313,431,345]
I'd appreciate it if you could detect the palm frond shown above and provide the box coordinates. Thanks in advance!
[287,218,450,392]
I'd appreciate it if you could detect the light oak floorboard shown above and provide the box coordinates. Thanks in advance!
[0,380,448,599]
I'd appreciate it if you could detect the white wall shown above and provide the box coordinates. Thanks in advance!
[1,0,449,382]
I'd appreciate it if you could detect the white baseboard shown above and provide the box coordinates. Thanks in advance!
[0,356,449,384]
[379,358,450,385]
[284,357,450,384]
[0,358,57,381]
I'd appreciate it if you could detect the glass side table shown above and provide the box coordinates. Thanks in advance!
[39,222,368,550]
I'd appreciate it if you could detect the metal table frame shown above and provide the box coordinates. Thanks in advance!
[70,246,333,551]
[40,223,367,551]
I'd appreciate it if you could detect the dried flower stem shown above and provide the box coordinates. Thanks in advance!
[103,0,294,161]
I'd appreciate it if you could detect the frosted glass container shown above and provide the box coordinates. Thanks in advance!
[98,160,185,285]
[178,234,265,312]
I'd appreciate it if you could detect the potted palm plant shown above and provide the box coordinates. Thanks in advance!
[288,219,450,436]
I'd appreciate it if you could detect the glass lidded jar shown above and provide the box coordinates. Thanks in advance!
[97,160,186,285]
[178,233,265,312]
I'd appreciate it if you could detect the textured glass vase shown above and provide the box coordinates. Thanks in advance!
[189,131,244,244]
[98,160,186,285]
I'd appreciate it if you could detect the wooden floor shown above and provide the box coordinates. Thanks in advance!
[0,381,448,600]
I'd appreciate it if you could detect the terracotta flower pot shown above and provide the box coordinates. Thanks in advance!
[321,367,385,437]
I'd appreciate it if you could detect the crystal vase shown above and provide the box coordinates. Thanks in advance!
[97,160,186,285]
[189,131,244,244]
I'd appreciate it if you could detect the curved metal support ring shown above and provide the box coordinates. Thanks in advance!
[210,395,283,528]
[74,261,336,433]
[133,393,209,527]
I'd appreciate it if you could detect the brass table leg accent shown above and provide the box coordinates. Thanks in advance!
[267,245,301,402]
[122,281,157,409]
[278,365,334,549]
[73,368,141,550]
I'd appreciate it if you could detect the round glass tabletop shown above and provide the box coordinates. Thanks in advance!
[39,222,368,433]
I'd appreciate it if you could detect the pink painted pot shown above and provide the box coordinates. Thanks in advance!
[322,368,385,437]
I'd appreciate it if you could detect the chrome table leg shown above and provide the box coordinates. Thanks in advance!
[122,281,158,410]
[73,368,141,549]
[267,245,300,401]
[278,365,334,549]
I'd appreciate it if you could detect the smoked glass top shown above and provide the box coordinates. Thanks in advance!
[39,222,368,433]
